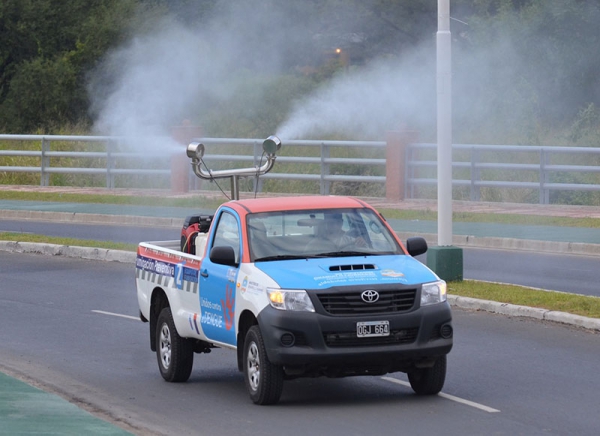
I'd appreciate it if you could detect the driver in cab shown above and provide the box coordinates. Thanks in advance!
[306,213,366,252]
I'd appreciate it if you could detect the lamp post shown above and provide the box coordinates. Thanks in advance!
[437,0,452,247]
[426,0,463,281]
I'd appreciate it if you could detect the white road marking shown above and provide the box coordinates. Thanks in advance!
[92,310,140,321]
[381,376,500,413]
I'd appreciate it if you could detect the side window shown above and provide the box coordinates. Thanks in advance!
[212,212,240,263]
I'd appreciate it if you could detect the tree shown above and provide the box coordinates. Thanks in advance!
[452,0,600,139]
[0,0,137,132]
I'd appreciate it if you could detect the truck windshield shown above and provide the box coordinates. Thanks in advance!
[247,208,402,262]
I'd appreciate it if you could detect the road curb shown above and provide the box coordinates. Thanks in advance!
[447,295,600,332]
[0,209,181,228]
[0,241,137,263]
[1,241,598,333]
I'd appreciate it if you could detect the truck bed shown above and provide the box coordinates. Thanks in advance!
[140,233,208,259]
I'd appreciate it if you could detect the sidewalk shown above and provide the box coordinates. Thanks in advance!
[0,371,131,435]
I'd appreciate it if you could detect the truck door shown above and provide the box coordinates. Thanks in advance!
[198,210,240,346]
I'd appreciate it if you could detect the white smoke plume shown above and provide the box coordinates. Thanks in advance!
[276,47,436,141]
[87,1,592,150]
[87,2,291,151]
[87,1,443,151]
[90,20,208,145]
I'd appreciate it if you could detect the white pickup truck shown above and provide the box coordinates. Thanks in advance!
[136,195,453,405]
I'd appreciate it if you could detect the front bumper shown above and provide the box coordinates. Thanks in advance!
[257,302,453,377]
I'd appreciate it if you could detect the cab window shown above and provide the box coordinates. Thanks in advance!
[212,211,240,263]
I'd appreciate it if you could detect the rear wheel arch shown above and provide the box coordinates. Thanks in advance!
[150,287,170,351]
[156,306,194,382]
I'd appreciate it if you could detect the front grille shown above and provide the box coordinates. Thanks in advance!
[324,327,419,347]
[317,289,417,315]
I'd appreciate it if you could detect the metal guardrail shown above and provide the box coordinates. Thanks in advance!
[0,135,386,195]
[0,134,174,188]
[406,143,600,204]
[2,134,600,204]
[200,138,386,195]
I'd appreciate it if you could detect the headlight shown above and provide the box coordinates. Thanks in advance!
[267,288,315,312]
[421,280,447,306]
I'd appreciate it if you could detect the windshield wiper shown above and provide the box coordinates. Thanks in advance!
[253,254,310,262]
[313,251,370,258]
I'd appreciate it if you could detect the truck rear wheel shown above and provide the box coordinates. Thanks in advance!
[156,307,194,382]
[408,355,446,395]
[243,325,284,405]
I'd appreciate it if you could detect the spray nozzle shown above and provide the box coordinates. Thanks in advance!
[186,141,205,162]
[262,135,281,157]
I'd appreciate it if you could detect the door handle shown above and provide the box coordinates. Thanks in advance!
[200,269,208,278]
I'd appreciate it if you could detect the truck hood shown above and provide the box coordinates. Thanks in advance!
[253,255,438,290]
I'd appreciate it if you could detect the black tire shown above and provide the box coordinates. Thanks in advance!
[408,355,447,395]
[243,325,284,405]
[156,307,194,382]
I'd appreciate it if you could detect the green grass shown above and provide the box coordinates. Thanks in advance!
[0,190,225,209]
[449,280,600,319]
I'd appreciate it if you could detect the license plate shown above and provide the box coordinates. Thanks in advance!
[357,321,390,338]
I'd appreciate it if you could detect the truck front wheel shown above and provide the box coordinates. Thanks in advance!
[408,355,447,395]
[243,326,284,405]
[156,307,194,382]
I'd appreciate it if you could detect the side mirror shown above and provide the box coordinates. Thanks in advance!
[209,245,237,266]
[405,237,428,257]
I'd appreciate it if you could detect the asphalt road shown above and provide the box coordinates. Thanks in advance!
[1,251,598,435]
[2,219,599,296]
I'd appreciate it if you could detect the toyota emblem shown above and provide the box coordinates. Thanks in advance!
[361,290,379,303]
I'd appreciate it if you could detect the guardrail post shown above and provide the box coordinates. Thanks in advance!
[106,139,115,189]
[320,142,330,195]
[41,138,50,186]
[405,144,413,199]
[386,130,417,202]
[470,147,481,201]
[540,148,549,204]
[171,122,203,193]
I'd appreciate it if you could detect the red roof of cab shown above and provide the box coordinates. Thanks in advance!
[228,195,370,214]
